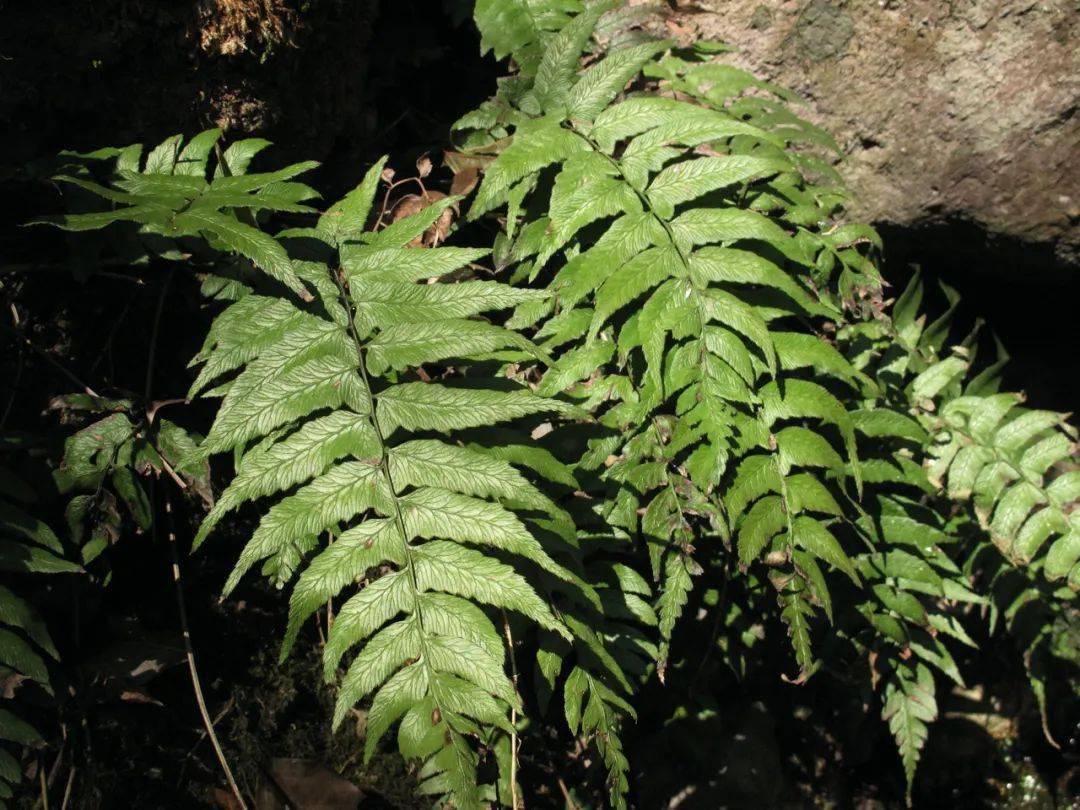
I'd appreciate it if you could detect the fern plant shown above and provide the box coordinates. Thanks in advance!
[26,3,1077,803]
[854,271,1079,587]
[839,271,1079,773]
[32,129,641,806]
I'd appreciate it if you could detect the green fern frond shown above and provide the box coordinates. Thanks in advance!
[191,157,588,808]
[460,9,866,683]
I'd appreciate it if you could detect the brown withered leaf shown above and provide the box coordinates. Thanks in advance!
[444,149,497,198]
[450,166,479,197]
[1,672,28,700]
[442,150,496,174]
[389,191,457,247]
[663,17,697,44]
[415,154,433,178]
[119,688,162,706]
[212,788,244,810]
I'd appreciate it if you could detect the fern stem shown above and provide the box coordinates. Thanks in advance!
[330,264,498,795]
[143,269,172,404]
[332,270,429,620]
[502,611,521,809]
[330,267,467,752]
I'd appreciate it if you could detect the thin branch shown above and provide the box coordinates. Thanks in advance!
[0,322,102,399]
[89,285,141,378]
[146,397,188,424]
[556,777,580,810]
[375,176,431,230]
[59,767,75,810]
[0,258,138,276]
[181,695,236,763]
[139,269,195,496]
[143,299,242,803]
[164,492,248,810]
[38,757,49,810]
[154,444,189,491]
[144,270,172,404]
[31,739,67,810]
[1,336,25,428]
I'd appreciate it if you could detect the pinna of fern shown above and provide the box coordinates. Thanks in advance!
[32,129,321,298]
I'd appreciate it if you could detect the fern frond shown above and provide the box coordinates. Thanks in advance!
[852,271,1080,589]
[192,158,586,808]
[461,11,866,683]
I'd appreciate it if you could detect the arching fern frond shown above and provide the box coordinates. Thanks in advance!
[847,271,1079,590]
[838,269,1078,795]
[926,393,1078,584]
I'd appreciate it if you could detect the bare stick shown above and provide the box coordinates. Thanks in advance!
[32,741,66,810]
[142,268,243,803]
[59,767,75,810]
[164,493,248,809]
[557,777,580,810]
[153,443,189,491]
[38,757,49,810]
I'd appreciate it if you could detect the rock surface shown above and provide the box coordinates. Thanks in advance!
[656,0,1080,270]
